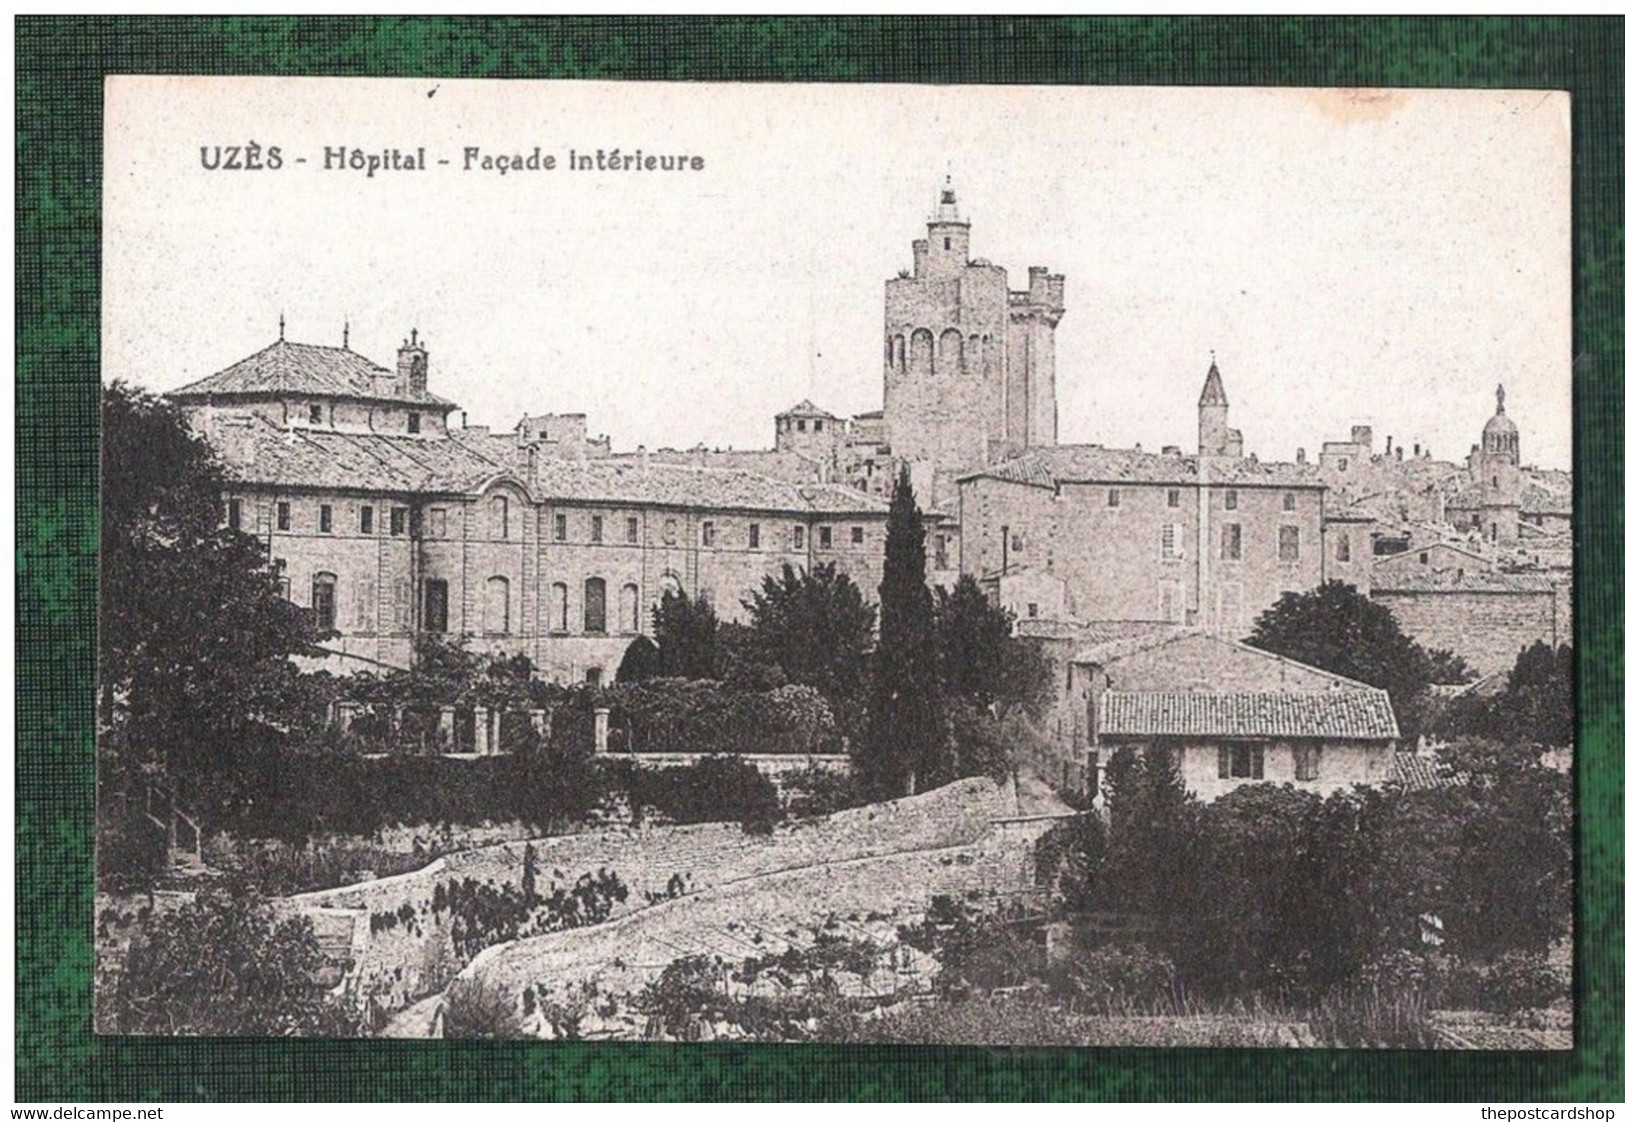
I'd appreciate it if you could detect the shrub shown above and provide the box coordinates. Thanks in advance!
[1050,944,1179,1014]
[1308,985,1437,1049]
[108,887,352,1035]
[605,679,842,756]
[441,974,522,1038]
[779,767,861,818]
[1436,951,1568,1014]
[623,756,781,835]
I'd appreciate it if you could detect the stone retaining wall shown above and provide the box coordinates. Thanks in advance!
[282,776,1014,1022]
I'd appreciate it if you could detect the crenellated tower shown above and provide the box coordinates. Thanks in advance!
[882,177,1065,506]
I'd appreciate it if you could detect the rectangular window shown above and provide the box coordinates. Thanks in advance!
[1279,525,1301,562]
[1336,532,1352,563]
[1224,489,1237,511]
[1283,491,1298,511]
[312,576,336,630]
[407,412,421,434]
[390,507,407,536]
[309,403,322,424]
[429,508,447,538]
[1337,457,1348,471]
[851,526,864,545]
[794,525,806,550]
[749,523,761,549]
[319,504,333,534]
[1221,523,1242,560]
[1027,603,1039,619]
[1160,523,1183,560]
[227,498,242,530]
[584,578,607,634]
[554,513,568,542]
[1167,489,1180,508]
[934,533,949,570]
[360,505,374,535]
[1106,488,1121,508]
[627,516,639,543]
[702,521,716,547]
[814,420,823,433]
[277,501,291,531]
[1220,744,1266,780]
[819,526,832,549]
[591,515,604,543]
[1294,744,1322,782]
[423,579,449,634]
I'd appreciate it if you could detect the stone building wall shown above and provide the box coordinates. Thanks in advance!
[1373,587,1565,677]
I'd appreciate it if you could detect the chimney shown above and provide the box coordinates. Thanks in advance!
[1161,444,1181,456]
[1296,447,1306,464]
[1414,442,1421,458]
[398,330,428,396]
[1385,435,1393,455]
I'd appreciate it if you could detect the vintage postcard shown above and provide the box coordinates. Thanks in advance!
[96,77,1572,1047]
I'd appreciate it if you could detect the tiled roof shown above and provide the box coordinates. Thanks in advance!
[1097,690,1399,741]
[964,444,1326,490]
[209,412,888,514]
[1070,628,1197,666]
[1370,568,1556,594]
[171,339,456,407]
[1013,619,1181,644]
[1325,498,1378,522]
[1391,750,1465,792]
[776,399,838,419]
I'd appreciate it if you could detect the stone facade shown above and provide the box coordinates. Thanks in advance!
[1371,572,1570,677]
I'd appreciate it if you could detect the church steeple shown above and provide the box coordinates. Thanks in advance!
[1199,355,1232,457]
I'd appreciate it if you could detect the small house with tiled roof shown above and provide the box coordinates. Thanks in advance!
[1048,628,1398,803]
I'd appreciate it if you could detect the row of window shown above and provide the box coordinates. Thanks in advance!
[304,402,422,433]
[313,572,644,638]
[1105,488,1303,511]
[1218,743,1322,782]
[549,513,869,551]
[1156,523,1313,563]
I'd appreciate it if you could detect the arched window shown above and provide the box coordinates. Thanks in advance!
[492,495,509,540]
[485,575,511,634]
[910,328,935,376]
[584,577,607,634]
[663,518,678,545]
[550,582,569,633]
[965,334,982,376]
[939,328,964,376]
[893,334,907,372]
[312,572,337,631]
[620,583,641,633]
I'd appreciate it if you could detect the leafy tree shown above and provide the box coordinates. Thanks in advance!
[1245,581,1432,739]
[741,562,875,719]
[110,887,351,1035]
[934,574,1051,710]
[859,465,947,797]
[1434,641,1573,747]
[616,635,664,683]
[1421,647,1476,686]
[100,382,333,773]
[652,589,722,679]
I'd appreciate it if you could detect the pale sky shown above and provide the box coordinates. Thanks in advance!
[104,78,1571,469]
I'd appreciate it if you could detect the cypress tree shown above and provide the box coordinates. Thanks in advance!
[860,465,947,797]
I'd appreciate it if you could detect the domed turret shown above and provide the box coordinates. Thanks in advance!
[1482,383,1520,463]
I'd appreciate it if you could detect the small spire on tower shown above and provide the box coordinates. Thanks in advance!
[278,312,285,341]
[342,320,350,349]
[1496,383,1506,414]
